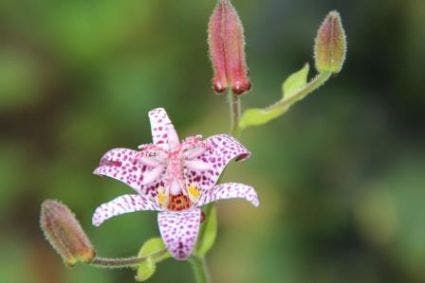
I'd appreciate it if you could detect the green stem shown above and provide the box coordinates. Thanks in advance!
[89,250,167,269]
[190,90,240,283]
[227,90,241,135]
[189,256,210,283]
[275,71,332,108]
[237,71,332,131]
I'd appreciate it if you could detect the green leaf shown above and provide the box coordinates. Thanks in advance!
[282,63,310,99]
[137,238,169,262]
[135,237,170,282]
[239,107,283,129]
[196,205,217,257]
[239,64,334,131]
[135,258,156,282]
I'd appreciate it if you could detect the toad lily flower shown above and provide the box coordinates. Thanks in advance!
[92,108,259,260]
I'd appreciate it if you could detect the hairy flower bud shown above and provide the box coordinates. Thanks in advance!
[208,0,251,95]
[40,200,95,266]
[314,11,347,73]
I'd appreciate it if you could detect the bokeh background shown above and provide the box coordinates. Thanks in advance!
[1,0,424,282]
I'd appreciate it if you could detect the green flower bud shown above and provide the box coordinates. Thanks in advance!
[314,11,347,73]
[40,200,95,266]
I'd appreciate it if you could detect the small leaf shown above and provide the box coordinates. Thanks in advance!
[135,238,170,282]
[137,238,168,261]
[196,205,217,257]
[239,64,309,129]
[282,63,309,99]
[239,64,333,131]
[239,107,283,129]
[135,258,156,282]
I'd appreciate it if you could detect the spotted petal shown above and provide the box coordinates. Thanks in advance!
[94,148,164,197]
[148,108,180,151]
[185,134,250,191]
[157,209,201,260]
[92,194,161,226]
[197,182,259,207]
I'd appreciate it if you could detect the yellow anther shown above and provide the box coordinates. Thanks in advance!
[156,187,169,208]
[188,183,201,202]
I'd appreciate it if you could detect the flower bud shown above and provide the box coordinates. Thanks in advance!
[314,11,347,73]
[40,200,95,266]
[208,0,251,95]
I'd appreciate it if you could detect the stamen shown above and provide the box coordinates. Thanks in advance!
[182,139,210,160]
[137,144,167,166]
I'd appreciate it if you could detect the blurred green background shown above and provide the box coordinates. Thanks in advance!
[1,0,424,282]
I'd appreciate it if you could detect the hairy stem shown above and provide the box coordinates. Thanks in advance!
[89,250,167,269]
[274,71,332,109]
[238,71,332,131]
[189,256,211,283]
[227,90,241,135]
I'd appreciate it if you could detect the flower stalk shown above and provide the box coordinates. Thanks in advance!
[90,250,167,269]
[189,256,211,283]
[266,71,332,115]
[228,90,242,135]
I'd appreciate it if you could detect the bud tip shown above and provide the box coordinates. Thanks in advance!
[314,10,347,74]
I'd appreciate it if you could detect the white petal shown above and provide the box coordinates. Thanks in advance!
[167,127,180,151]
[184,134,251,192]
[197,182,259,207]
[148,108,180,151]
[92,194,160,226]
[94,147,164,196]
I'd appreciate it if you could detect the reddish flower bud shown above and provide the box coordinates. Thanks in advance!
[314,11,347,74]
[208,0,251,95]
[40,200,95,266]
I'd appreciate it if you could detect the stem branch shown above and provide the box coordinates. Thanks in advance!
[89,250,167,269]
[274,71,332,108]
[238,71,332,131]
[227,90,241,135]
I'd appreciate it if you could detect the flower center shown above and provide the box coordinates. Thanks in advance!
[156,183,201,211]
[167,193,191,211]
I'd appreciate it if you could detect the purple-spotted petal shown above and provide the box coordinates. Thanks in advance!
[148,108,180,150]
[92,194,161,226]
[157,209,201,260]
[197,182,259,207]
[185,134,250,191]
[94,148,164,197]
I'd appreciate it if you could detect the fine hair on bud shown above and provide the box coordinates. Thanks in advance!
[40,199,96,266]
[314,10,347,74]
[208,0,251,95]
